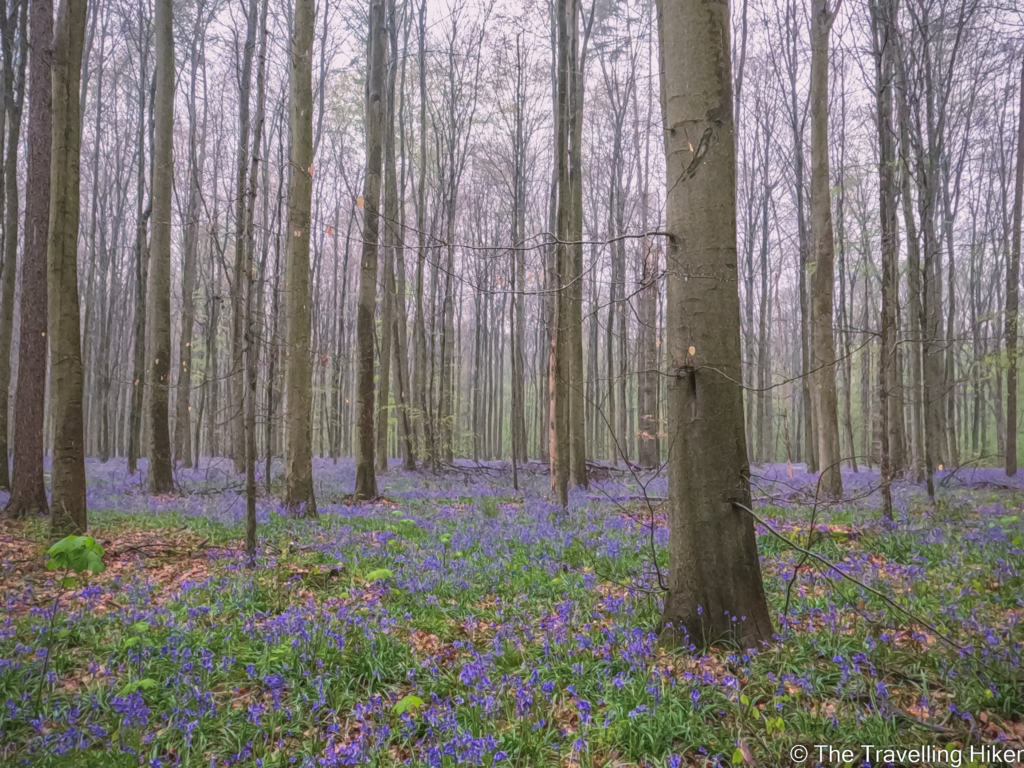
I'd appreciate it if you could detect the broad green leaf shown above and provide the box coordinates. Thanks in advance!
[391,694,425,715]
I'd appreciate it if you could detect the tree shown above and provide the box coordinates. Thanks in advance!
[174,0,209,469]
[47,0,89,535]
[656,0,773,648]
[5,0,52,519]
[808,0,842,497]
[146,0,175,494]
[0,0,28,491]
[283,0,317,516]
[355,0,385,500]
[127,4,150,478]
[244,0,270,558]
[230,0,259,475]
[1007,56,1023,477]
[383,0,415,472]
[870,0,900,514]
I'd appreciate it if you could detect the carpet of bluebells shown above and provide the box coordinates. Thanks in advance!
[2,458,1024,767]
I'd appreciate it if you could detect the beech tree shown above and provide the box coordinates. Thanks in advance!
[808,0,842,497]
[47,0,89,535]
[5,0,52,518]
[283,0,317,516]
[146,0,174,494]
[355,0,385,500]
[0,0,27,492]
[656,0,773,647]
[0,0,1014,547]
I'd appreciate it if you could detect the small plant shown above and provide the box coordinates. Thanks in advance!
[37,536,106,714]
[46,535,106,584]
[478,496,500,519]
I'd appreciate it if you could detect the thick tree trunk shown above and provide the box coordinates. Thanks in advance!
[355,0,386,499]
[146,0,175,494]
[808,0,842,497]
[47,0,89,535]
[283,0,317,515]
[657,0,773,648]
[0,0,27,491]
[6,0,52,518]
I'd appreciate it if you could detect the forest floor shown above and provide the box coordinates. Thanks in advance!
[2,458,1024,767]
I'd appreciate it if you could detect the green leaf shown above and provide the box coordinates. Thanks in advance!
[365,568,394,581]
[120,678,158,695]
[46,535,105,574]
[732,748,745,766]
[48,536,82,556]
[391,694,425,716]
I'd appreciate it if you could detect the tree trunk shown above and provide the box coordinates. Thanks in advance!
[127,15,149,476]
[175,2,206,469]
[146,0,175,494]
[244,0,268,554]
[355,0,386,500]
[808,0,842,497]
[871,0,898,514]
[47,0,89,535]
[229,0,258,474]
[1007,57,1024,476]
[6,0,52,518]
[895,47,925,483]
[283,0,317,515]
[657,0,773,648]
[0,0,27,491]
[564,0,587,489]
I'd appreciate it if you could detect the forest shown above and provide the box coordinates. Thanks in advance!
[1,0,1024,762]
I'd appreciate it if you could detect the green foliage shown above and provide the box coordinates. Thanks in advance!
[7,482,1024,767]
[46,535,106,584]
[391,694,425,716]
[478,496,499,519]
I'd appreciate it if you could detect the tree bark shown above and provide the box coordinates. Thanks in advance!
[127,11,149,477]
[657,0,772,649]
[283,0,317,515]
[1007,57,1024,476]
[47,0,89,535]
[870,0,898,513]
[146,0,174,494]
[355,0,386,500]
[175,2,207,469]
[808,0,843,497]
[6,0,52,518]
[0,0,27,491]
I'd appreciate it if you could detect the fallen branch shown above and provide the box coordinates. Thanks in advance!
[733,501,967,652]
